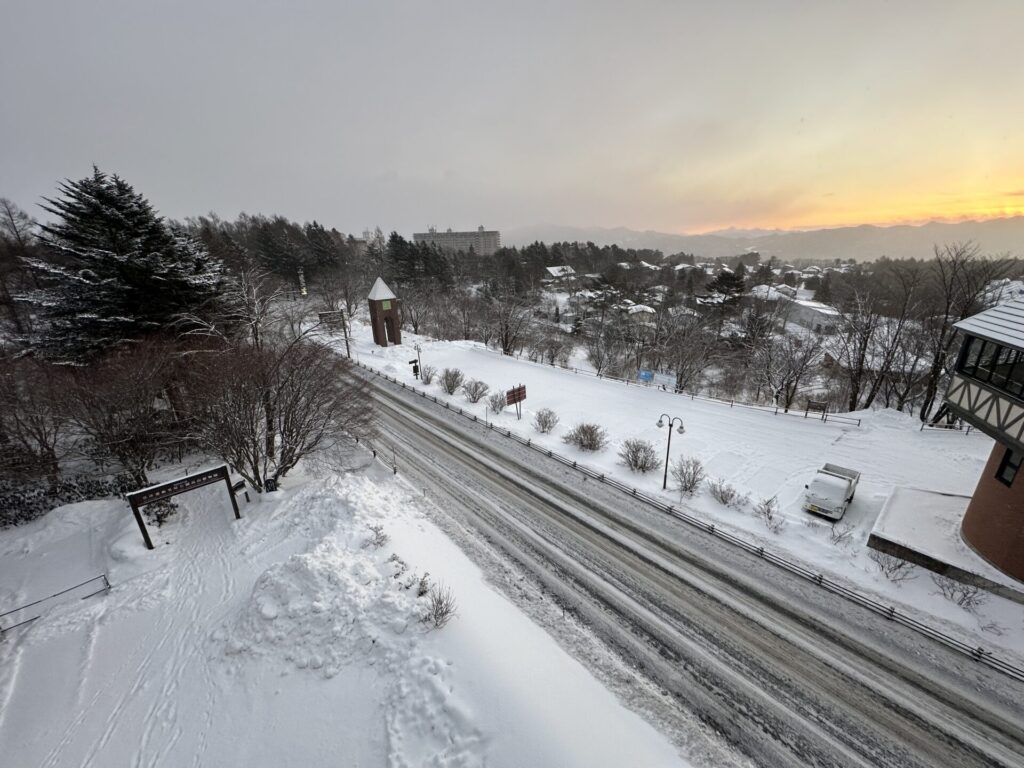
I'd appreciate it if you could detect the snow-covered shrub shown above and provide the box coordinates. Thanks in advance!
[144,499,178,527]
[533,408,559,434]
[440,368,465,394]
[417,573,431,597]
[487,391,507,414]
[618,439,661,473]
[828,523,854,547]
[562,422,608,452]
[0,473,136,529]
[671,456,705,495]
[387,553,408,578]
[707,477,747,508]
[754,495,785,534]
[419,364,437,385]
[868,550,916,584]
[931,574,988,611]
[462,379,490,403]
[423,583,457,629]
[365,524,389,549]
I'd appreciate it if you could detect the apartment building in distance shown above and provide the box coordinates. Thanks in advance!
[413,226,501,256]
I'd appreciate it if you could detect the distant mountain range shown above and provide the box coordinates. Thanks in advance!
[502,217,1024,262]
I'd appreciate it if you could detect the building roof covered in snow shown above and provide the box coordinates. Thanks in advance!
[627,304,656,315]
[545,265,576,278]
[982,278,1024,307]
[955,297,1024,350]
[749,284,785,301]
[792,298,840,316]
[367,277,397,301]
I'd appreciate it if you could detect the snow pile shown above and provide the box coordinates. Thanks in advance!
[221,476,486,763]
[225,538,416,677]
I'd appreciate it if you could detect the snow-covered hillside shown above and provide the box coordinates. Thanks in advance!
[0,461,686,767]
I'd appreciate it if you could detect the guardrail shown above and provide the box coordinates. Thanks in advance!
[0,574,111,634]
[355,359,1024,684]
[920,421,981,436]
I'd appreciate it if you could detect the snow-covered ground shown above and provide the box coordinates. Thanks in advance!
[340,322,1024,660]
[0,459,685,767]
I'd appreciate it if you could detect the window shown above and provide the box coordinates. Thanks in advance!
[996,448,1022,486]
[1009,355,1024,397]
[958,336,1024,400]
[959,335,982,376]
[975,340,999,382]
[991,347,1019,389]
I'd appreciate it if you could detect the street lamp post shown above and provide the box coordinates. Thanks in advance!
[657,413,685,490]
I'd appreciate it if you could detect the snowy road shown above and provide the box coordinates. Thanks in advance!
[366,373,1024,768]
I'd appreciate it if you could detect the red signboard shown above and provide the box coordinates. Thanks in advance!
[506,385,526,406]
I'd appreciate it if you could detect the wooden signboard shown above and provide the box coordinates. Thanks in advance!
[318,310,344,330]
[125,465,240,550]
[506,384,526,420]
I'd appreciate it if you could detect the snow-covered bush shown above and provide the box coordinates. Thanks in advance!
[868,550,916,584]
[0,473,136,529]
[364,524,389,549]
[423,583,457,629]
[440,368,465,395]
[562,422,608,452]
[417,573,431,597]
[487,391,507,414]
[618,439,661,473]
[533,408,559,434]
[671,456,705,495]
[931,574,988,611]
[419,364,437,385]
[144,499,178,527]
[707,477,748,508]
[754,495,785,534]
[462,379,490,403]
[828,522,854,547]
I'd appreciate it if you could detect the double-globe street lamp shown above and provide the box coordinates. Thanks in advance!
[656,413,685,490]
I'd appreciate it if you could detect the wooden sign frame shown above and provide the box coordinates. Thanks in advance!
[125,465,240,550]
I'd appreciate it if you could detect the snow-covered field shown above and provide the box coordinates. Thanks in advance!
[0,459,684,767]
[341,322,1024,659]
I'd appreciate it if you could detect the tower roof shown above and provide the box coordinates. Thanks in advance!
[367,277,397,301]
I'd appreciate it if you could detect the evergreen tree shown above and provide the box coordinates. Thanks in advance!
[25,167,223,361]
[707,268,745,298]
[814,273,834,304]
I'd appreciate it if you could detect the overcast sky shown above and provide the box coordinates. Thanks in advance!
[2,1,1023,236]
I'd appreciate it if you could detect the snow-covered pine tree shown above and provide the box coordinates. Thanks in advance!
[24,167,223,362]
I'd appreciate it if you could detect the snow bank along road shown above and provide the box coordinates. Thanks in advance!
[363,372,1024,768]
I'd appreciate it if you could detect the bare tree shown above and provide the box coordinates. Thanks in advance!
[62,342,182,487]
[918,243,1010,421]
[831,290,883,411]
[488,283,535,355]
[191,341,373,492]
[753,332,823,410]
[0,357,70,485]
[664,313,715,392]
[0,198,38,335]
